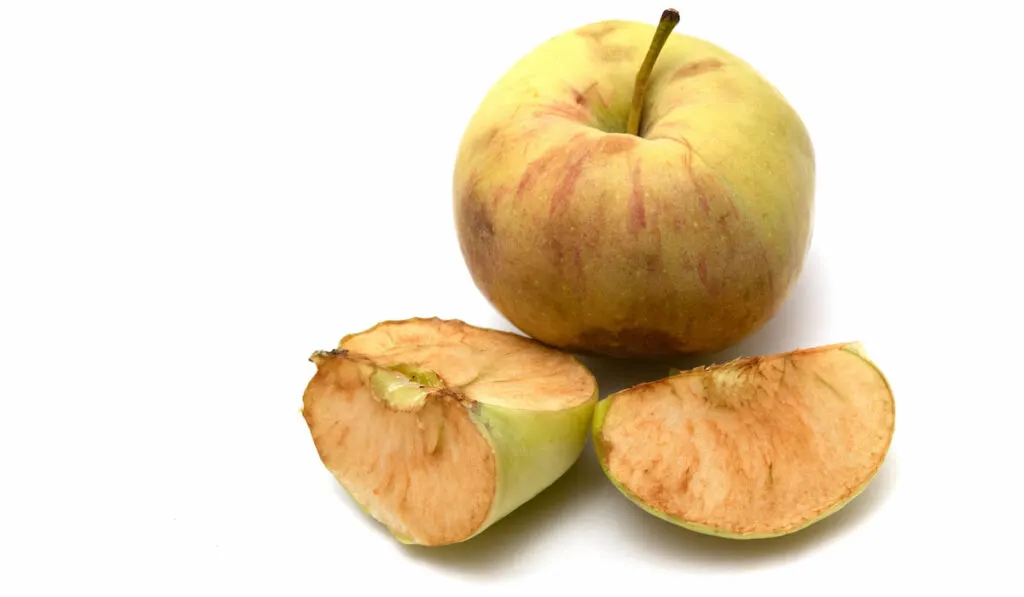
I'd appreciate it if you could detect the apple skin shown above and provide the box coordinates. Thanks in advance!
[452,19,815,357]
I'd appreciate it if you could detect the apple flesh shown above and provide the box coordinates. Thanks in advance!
[453,16,814,357]
[592,342,895,538]
[300,318,598,546]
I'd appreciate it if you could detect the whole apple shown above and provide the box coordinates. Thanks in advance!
[453,10,814,357]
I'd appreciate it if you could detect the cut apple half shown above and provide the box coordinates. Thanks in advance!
[301,318,598,546]
[593,342,895,539]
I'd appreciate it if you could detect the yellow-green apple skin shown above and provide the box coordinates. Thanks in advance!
[453,19,814,357]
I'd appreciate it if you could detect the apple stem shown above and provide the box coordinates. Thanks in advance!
[626,8,680,136]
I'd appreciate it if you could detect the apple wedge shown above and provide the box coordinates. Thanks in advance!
[301,318,598,546]
[593,342,895,538]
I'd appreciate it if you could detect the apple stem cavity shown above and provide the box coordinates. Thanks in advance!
[626,8,680,136]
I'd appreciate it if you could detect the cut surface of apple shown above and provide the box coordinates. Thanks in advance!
[301,318,597,546]
[593,342,895,538]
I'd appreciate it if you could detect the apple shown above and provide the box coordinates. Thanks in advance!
[300,318,598,546]
[453,9,815,357]
[592,342,895,538]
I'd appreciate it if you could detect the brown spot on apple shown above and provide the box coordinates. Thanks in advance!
[678,136,697,181]
[475,126,500,152]
[540,232,586,296]
[670,59,724,82]
[576,22,617,44]
[575,23,634,62]
[456,189,497,288]
[570,327,683,358]
[573,81,609,112]
[644,253,662,274]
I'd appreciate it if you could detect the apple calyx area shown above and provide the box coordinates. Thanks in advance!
[626,8,681,136]
[369,365,452,411]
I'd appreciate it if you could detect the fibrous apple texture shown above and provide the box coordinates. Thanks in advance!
[593,342,895,538]
[301,318,597,546]
[453,18,814,357]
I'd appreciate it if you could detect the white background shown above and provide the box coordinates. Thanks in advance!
[2,0,1022,594]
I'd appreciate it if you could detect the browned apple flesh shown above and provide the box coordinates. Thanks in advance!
[597,342,895,537]
[301,318,595,546]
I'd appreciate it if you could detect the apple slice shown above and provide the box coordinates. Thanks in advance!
[593,342,895,538]
[301,318,598,546]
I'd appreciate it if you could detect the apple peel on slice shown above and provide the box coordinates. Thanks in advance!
[593,342,895,539]
[301,318,598,546]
